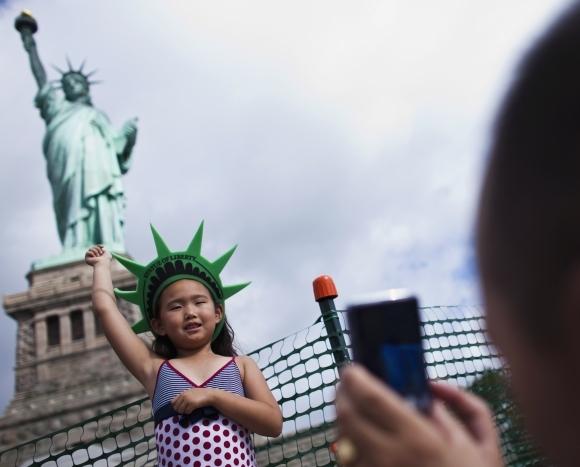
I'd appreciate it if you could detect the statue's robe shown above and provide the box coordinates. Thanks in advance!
[35,84,130,251]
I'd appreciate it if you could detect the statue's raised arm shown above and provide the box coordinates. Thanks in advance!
[15,11,47,89]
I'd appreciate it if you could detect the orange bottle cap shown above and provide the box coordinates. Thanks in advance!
[313,275,338,302]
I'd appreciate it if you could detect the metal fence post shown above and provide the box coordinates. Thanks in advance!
[313,275,350,367]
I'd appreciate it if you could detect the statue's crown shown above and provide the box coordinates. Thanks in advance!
[53,57,100,86]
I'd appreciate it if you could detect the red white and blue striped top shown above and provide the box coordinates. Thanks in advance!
[152,358,245,413]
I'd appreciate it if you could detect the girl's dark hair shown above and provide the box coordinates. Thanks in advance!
[151,298,238,359]
[211,318,238,357]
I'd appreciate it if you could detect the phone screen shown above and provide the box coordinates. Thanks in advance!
[346,293,431,412]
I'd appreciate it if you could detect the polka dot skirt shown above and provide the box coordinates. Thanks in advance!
[155,413,257,466]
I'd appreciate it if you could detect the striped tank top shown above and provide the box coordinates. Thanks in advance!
[152,357,257,467]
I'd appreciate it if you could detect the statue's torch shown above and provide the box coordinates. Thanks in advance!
[14,10,47,88]
[14,10,38,38]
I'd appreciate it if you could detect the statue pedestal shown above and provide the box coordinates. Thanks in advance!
[0,258,147,449]
[31,245,125,271]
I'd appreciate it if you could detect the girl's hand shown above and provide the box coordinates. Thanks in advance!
[172,388,215,414]
[336,364,504,467]
[85,245,112,267]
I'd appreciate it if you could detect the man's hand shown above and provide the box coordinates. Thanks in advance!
[336,364,504,467]
[172,388,215,414]
[85,245,112,267]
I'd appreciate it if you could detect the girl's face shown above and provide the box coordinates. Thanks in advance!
[152,279,222,353]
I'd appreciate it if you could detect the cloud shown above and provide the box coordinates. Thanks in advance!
[0,0,569,416]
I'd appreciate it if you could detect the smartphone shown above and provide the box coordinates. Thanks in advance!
[346,290,432,413]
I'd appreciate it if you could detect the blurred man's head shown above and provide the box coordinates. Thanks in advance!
[477,3,580,465]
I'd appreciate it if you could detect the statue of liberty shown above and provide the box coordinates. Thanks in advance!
[15,11,137,265]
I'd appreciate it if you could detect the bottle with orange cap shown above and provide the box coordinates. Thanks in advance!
[313,275,350,367]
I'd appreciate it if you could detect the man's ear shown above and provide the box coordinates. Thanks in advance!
[150,318,166,336]
[215,304,224,322]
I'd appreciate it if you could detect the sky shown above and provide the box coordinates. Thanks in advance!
[0,0,571,413]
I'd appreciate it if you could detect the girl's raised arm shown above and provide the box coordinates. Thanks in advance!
[86,245,160,394]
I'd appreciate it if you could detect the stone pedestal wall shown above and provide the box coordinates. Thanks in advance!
[0,258,147,450]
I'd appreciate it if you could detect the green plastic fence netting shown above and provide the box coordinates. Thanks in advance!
[0,305,544,466]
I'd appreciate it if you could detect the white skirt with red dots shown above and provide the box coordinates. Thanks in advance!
[155,413,257,467]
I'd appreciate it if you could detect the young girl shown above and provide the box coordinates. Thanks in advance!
[85,222,282,467]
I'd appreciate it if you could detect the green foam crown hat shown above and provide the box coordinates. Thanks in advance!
[112,221,250,340]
